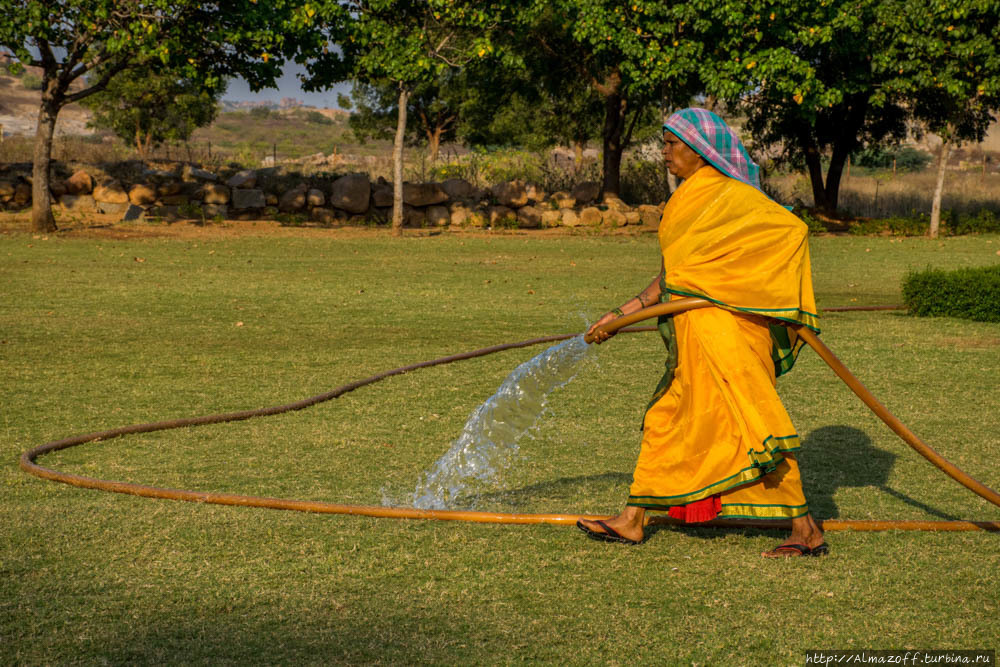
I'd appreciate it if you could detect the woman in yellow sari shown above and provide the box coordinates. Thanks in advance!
[577,108,827,557]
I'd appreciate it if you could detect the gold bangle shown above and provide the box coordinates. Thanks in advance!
[611,307,624,318]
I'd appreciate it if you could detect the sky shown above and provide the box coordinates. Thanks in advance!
[223,61,351,109]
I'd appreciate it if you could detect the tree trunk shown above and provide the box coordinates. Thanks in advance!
[573,139,584,166]
[601,90,626,197]
[800,134,829,212]
[427,126,442,163]
[929,139,950,239]
[391,85,409,237]
[31,101,59,233]
[823,143,852,214]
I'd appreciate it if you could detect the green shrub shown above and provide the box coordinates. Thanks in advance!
[853,146,933,172]
[903,265,1000,322]
[21,72,43,90]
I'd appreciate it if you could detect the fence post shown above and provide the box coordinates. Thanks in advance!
[273,143,276,166]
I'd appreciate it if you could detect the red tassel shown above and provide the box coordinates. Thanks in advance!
[667,496,721,523]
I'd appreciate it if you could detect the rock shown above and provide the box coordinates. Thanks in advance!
[201,183,231,205]
[49,181,67,198]
[159,193,189,206]
[372,183,393,208]
[93,179,129,204]
[440,178,475,200]
[541,210,563,228]
[13,182,31,205]
[465,209,489,228]
[232,188,266,210]
[516,205,543,229]
[449,206,470,227]
[202,204,227,219]
[144,205,182,221]
[128,184,157,206]
[142,168,175,181]
[601,195,629,212]
[330,173,371,213]
[625,211,641,226]
[156,181,182,197]
[183,165,218,182]
[525,183,547,203]
[579,206,603,226]
[265,193,278,207]
[488,205,516,227]
[426,205,450,227]
[97,201,130,216]
[560,208,581,227]
[307,188,325,207]
[549,191,576,209]
[602,209,627,227]
[638,204,662,228]
[311,207,341,225]
[122,204,145,222]
[403,205,426,227]
[278,185,308,212]
[0,180,15,198]
[402,182,448,207]
[226,170,257,189]
[491,180,528,208]
[63,170,93,195]
[58,194,95,211]
[572,181,601,205]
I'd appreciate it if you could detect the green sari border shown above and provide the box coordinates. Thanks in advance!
[663,285,821,333]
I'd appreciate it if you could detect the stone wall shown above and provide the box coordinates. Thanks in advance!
[0,165,665,230]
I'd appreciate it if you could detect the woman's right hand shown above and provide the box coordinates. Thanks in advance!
[586,311,621,344]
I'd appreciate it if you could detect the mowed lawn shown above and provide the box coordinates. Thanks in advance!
[2,226,999,665]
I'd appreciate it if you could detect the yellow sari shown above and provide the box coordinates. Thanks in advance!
[628,166,819,521]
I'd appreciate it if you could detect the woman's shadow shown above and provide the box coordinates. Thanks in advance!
[799,424,957,520]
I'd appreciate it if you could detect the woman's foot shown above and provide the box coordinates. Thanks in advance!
[762,513,827,558]
[577,506,646,544]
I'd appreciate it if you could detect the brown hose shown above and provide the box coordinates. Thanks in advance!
[19,303,1000,532]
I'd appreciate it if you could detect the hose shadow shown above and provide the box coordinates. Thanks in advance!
[799,425,958,521]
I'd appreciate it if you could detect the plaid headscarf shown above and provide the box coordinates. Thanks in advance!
[663,108,762,191]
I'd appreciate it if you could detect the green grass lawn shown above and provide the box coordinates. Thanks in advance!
[2,229,999,665]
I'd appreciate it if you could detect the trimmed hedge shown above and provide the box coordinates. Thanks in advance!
[903,265,1000,322]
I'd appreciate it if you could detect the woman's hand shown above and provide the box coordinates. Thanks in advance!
[586,311,621,344]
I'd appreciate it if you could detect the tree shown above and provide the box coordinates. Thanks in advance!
[872,0,1000,237]
[300,1,502,235]
[83,62,226,159]
[1,0,299,232]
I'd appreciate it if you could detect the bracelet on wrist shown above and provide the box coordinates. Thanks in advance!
[611,307,625,318]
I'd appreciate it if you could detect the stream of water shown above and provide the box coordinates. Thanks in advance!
[391,334,595,510]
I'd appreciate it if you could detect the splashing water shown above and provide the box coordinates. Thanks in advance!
[401,334,595,510]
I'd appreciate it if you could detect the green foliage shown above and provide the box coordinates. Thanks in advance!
[82,63,225,158]
[853,147,933,173]
[20,72,42,90]
[903,265,1000,322]
[299,110,333,125]
[848,209,1000,236]
[249,106,274,118]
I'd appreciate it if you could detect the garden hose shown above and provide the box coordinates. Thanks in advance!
[19,302,1000,532]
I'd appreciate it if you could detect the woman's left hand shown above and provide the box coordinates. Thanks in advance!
[586,311,620,344]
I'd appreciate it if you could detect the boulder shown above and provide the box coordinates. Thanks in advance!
[440,178,474,200]
[122,204,145,222]
[525,183,547,203]
[63,170,93,195]
[183,165,218,182]
[549,191,576,209]
[601,195,629,212]
[491,180,528,208]
[226,170,257,189]
[96,201,130,216]
[372,183,393,208]
[330,173,371,213]
[402,182,448,207]
[449,205,470,227]
[93,179,129,204]
[306,188,326,207]
[231,188,266,210]
[156,181,182,197]
[516,205,544,229]
[128,184,157,206]
[58,194,96,211]
[278,185,308,212]
[0,180,15,198]
[13,182,31,205]
[201,183,231,205]
[571,181,601,205]
[601,209,627,227]
[265,193,278,207]
[625,211,641,226]
[541,210,563,228]
[311,207,341,225]
[425,205,450,227]
[488,205,516,227]
[144,205,182,222]
[578,206,603,226]
[465,209,489,228]
[159,193,189,206]
[202,204,227,219]
[49,181,67,198]
[403,205,427,227]
[559,208,581,227]
[637,204,662,227]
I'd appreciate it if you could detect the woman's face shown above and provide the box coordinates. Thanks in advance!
[662,132,707,179]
